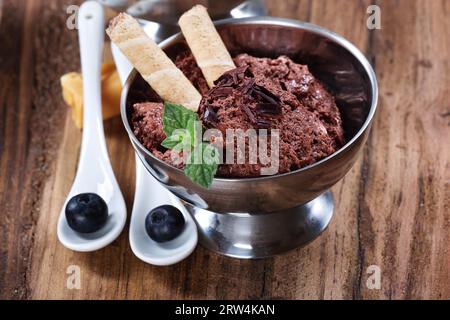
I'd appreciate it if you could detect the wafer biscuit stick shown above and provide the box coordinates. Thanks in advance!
[107,13,202,111]
[179,5,236,88]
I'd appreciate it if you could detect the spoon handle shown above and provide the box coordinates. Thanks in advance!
[77,1,108,172]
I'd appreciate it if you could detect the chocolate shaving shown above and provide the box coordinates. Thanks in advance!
[241,78,256,95]
[210,86,234,98]
[215,74,234,87]
[257,118,271,129]
[256,103,282,116]
[214,66,250,87]
[203,105,219,126]
[242,105,256,123]
[252,85,281,105]
[214,73,232,86]
[233,66,250,80]
[232,70,239,84]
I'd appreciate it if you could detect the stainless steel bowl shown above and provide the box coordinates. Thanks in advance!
[121,17,378,258]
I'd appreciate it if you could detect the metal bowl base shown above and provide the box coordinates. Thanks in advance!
[184,191,334,259]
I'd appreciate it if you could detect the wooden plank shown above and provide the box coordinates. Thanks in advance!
[357,0,450,299]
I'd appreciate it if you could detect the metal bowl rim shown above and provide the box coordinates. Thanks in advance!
[120,16,378,183]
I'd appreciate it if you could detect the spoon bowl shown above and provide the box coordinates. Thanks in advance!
[128,158,197,266]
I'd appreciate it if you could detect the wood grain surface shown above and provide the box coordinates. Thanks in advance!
[0,0,449,300]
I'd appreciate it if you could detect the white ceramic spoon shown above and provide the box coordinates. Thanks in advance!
[57,1,127,252]
[111,23,198,266]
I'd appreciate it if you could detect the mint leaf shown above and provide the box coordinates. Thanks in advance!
[186,119,201,147]
[161,131,186,150]
[163,102,199,137]
[161,118,201,151]
[184,143,219,188]
[161,103,219,189]
[161,128,190,151]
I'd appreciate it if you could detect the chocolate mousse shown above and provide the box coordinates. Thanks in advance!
[131,53,345,178]
[174,52,210,95]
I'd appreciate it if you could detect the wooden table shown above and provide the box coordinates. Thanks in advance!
[1,0,449,300]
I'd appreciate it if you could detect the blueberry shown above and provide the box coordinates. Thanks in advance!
[145,205,185,243]
[65,193,108,233]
